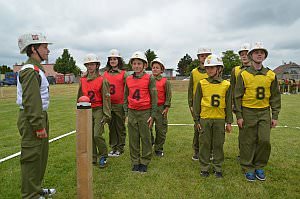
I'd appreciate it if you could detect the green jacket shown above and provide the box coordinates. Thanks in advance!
[18,58,46,131]
[77,72,111,120]
[124,71,157,117]
[153,74,172,107]
[193,77,233,124]
[234,64,281,120]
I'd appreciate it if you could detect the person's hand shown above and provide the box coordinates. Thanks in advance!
[226,123,232,133]
[237,118,244,128]
[101,117,110,125]
[162,107,169,118]
[147,117,153,128]
[36,128,48,138]
[271,119,278,128]
[195,123,202,132]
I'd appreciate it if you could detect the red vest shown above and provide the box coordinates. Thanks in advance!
[80,76,103,108]
[156,77,167,106]
[103,70,125,104]
[126,73,151,110]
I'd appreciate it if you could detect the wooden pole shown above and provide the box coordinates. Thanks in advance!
[76,102,93,199]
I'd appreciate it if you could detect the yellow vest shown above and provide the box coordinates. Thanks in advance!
[192,68,208,94]
[234,66,242,81]
[241,70,275,108]
[200,79,230,119]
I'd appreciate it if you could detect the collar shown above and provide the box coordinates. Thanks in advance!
[248,64,269,75]
[207,76,223,83]
[86,72,100,81]
[153,74,163,80]
[26,58,44,72]
[133,71,146,78]
[198,66,206,73]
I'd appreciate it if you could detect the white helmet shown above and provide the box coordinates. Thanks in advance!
[83,54,100,65]
[248,42,268,58]
[18,33,52,54]
[108,49,121,58]
[129,51,148,64]
[151,58,165,71]
[197,48,212,55]
[204,54,224,67]
[238,43,250,54]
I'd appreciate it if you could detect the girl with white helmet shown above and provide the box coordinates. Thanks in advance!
[234,42,281,182]
[193,54,233,178]
[188,48,212,161]
[150,58,172,157]
[103,49,127,157]
[124,51,157,173]
[77,54,111,168]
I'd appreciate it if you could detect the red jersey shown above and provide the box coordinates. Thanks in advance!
[103,70,125,104]
[126,73,151,110]
[156,77,167,106]
[80,76,103,108]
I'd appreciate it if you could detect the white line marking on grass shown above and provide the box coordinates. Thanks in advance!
[0,130,76,164]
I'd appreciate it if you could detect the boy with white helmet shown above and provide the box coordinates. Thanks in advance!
[193,54,233,178]
[150,58,172,157]
[188,48,211,161]
[234,42,281,182]
[103,49,127,157]
[17,33,56,198]
[124,51,157,173]
[230,43,251,160]
[77,54,111,168]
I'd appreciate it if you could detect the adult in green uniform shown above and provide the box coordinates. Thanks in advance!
[193,54,233,178]
[124,51,157,173]
[188,48,212,161]
[150,58,172,157]
[234,42,281,182]
[17,33,56,199]
[77,54,111,168]
[103,49,128,157]
[230,43,251,160]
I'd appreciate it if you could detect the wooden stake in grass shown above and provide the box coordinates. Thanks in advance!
[76,96,93,199]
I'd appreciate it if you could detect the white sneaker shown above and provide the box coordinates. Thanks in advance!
[40,188,56,197]
[108,150,121,157]
[108,150,115,157]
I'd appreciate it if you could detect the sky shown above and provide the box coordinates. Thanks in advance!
[0,0,299,71]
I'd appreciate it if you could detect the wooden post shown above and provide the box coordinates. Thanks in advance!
[76,101,93,199]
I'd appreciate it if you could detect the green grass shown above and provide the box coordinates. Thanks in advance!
[0,83,299,198]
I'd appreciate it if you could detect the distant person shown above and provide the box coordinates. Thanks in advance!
[17,33,56,198]
[193,54,233,178]
[103,49,127,157]
[235,42,281,182]
[188,48,212,161]
[124,51,157,173]
[150,58,172,157]
[77,54,111,168]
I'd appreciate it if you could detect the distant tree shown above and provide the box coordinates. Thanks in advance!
[221,50,241,76]
[144,49,157,70]
[176,54,192,76]
[0,65,13,74]
[187,59,200,75]
[54,49,81,76]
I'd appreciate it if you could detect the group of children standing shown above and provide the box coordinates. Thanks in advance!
[77,50,172,173]
[189,42,281,181]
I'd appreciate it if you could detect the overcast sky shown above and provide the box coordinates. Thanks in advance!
[0,0,299,71]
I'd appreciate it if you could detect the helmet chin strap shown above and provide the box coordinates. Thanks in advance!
[34,46,44,62]
[211,67,222,78]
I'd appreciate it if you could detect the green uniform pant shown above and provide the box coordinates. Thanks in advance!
[92,107,107,158]
[151,105,168,152]
[199,119,225,172]
[193,125,199,153]
[128,109,152,165]
[108,104,126,153]
[17,110,49,199]
[239,107,271,173]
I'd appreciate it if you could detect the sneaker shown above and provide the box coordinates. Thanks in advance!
[139,164,148,173]
[108,150,116,157]
[192,152,199,161]
[200,171,210,177]
[108,150,121,157]
[245,172,256,182]
[40,188,56,197]
[255,169,266,181]
[155,151,164,157]
[132,164,140,172]
[99,156,107,168]
[214,171,223,178]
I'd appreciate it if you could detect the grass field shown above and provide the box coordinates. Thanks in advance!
[0,81,299,199]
